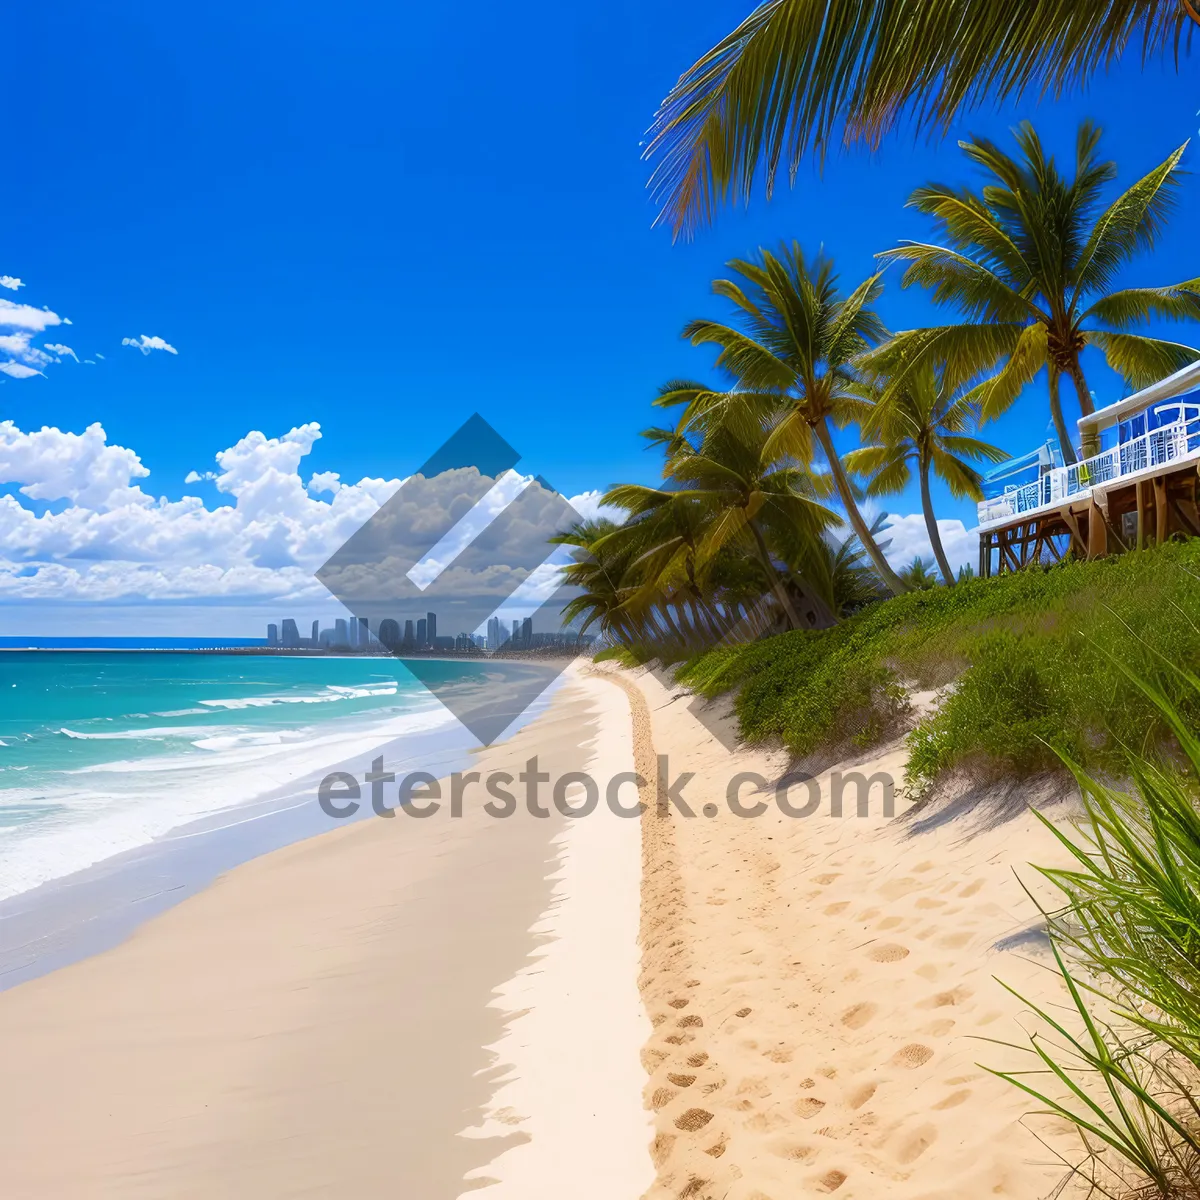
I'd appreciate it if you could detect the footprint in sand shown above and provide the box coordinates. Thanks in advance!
[813,1168,848,1192]
[687,1052,709,1067]
[847,1082,876,1110]
[841,1001,878,1029]
[960,878,984,897]
[932,1088,970,1110]
[771,1140,817,1162]
[675,1108,714,1132]
[795,1097,827,1118]
[923,1018,955,1037]
[918,985,972,1009]
[892,1043,934,1069]
[867,943,909,962]
[895,1123,938,1164]
[668,1073,697,1087]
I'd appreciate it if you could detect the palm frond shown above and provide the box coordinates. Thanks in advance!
[645,0,1191,236]
[1083,279,1200,328]
[1087,330,1200,390]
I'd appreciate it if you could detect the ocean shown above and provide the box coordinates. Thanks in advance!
[0,652,487,902]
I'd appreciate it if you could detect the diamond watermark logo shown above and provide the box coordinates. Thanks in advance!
[316,414,588,745]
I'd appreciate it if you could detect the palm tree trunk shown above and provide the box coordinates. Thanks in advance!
[813,420,908,595]
[1047,368,1078,466]
[919,451,956,587]
[747,518,805,630]
[1065,357,1100,458]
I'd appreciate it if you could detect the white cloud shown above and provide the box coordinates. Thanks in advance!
[0,298,63,333]
[184,470,217,484]
[0,292,67,382]
[881,513,975,571]
[0,419,403,616]
[0,362,42,380]
[95,352,105,360]
[0,276,23,291]
[121,334,178,356]
[43,343,79,363]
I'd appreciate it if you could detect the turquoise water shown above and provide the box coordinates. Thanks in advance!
[0,653,462,900]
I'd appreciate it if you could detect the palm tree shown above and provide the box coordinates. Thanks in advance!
[899,556,940,591]
[659,243,909,594]
[646,0,1199,236]
[875,123,1200,464]
[551,518,636,644]
[844,361,1008,586]
[604,410,842,629]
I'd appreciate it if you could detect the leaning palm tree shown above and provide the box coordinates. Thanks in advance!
[659,243,909,593]
[845,361,1008,586]
[876,123,1200,464]
[646,0,1199,236]
[605,411,842,629]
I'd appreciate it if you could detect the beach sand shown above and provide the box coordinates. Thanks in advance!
[600,663,1083,1200]
[0,667,652,1199]
[1,655,1096,1200]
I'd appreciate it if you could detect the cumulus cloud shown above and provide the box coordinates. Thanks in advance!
[43,343,79,363]
[121,334,178,356]
[0,276,23,291]
[0,298,63,333]
[881,513,975,572]
[0,419,403,610]
[184,470,217,484]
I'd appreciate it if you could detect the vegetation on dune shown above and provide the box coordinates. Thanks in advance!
[674,540,1200,789]
[990,679,1200,1198]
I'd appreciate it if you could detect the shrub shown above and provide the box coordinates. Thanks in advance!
[676,541,1200,790]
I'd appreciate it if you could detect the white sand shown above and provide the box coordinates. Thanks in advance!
[458,670,654,1198]
[603,663,1084,1200]
[0,668,653,1199]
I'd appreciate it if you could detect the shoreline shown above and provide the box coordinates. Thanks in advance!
[0,666,653,1198]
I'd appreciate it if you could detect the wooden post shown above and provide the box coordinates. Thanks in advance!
[1154,475,1169,545]
[1136,481,1146,551]
[1086,499,1108,559]
[1061,509,1087,559]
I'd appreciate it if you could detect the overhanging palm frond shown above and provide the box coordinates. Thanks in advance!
[1087,331,1200,389]
[645,0,1193,236]
[1083,279,1200,328]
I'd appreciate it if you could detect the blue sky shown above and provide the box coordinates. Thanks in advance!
[3,2,1199,632]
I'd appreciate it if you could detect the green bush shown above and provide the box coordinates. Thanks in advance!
[675,541,1200,790]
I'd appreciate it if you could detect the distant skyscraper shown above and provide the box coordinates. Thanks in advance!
[267,623,279,646]
[378,619,400,650]
[487,616,502,649]
[404,619,414,647]
[521,616,533,646]
[416,618,427,646]
[311,619,320,647]
[426,612,436,644]
[358,616,369,648]
[512,618,520,644]
[334,618,349,648]
[281,618,300,648]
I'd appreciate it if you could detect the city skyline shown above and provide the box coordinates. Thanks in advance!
[265,610,590,654]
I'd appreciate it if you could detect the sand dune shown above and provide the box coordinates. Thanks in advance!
[601,664,1084,1200]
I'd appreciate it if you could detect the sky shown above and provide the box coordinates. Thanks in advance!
[3,2,1199,634]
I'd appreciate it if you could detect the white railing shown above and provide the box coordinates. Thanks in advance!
[977,417,1200,525]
